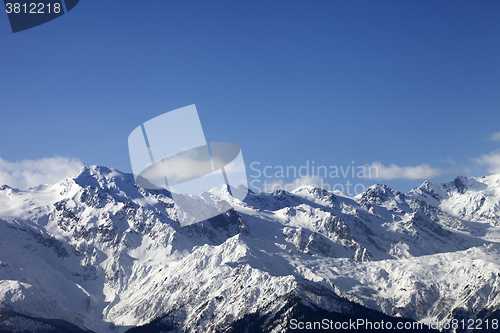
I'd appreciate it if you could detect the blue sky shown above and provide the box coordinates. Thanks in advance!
[0,0,499,194]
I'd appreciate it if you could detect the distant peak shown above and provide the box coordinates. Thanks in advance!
[237,184,249,191]
[0,184,18,192]
[365,183,398,194]
[453,174,469,184]
[76,165,117,177]
[71,165,134,189]
[357,183,402,205]
[452,175,468,193]
[413,179,435,191]
[207,183,249,202]
[293,185,331,197]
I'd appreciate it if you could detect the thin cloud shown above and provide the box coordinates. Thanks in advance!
[263,176,324,193]
[364,161,447,180]
[473,151,500,174]
[139,153,247,188]
[488,132,500,141]
[0,156,83,190]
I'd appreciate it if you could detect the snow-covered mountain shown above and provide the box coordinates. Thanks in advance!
[409,175,500,228]
[0,166,499,332]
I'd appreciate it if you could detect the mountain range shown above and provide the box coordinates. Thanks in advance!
[0,166,499,332]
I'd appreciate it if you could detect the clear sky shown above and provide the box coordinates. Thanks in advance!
[0,0,499,194]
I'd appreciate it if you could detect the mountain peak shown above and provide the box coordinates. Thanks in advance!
[74,165,127,182]
[0,184,16,191]
[1,166,500,332]
[367,183,397,192]
[208,183,248,199]
[451,175,468,194]
[70,165,137,193]
[408,174,500,225]
[357,183,402,205]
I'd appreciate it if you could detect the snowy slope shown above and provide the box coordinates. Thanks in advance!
[0,166,499,332]
[409,175,500,227]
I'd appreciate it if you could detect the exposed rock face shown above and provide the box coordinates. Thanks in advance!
[0,166,499,332]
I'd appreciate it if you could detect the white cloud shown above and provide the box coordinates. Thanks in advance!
[363,161,447,180]
[489,132,500,141]
[141,152,246,187]
[473,151,500,174]
[0,156,83,190]
[261,176,325,193]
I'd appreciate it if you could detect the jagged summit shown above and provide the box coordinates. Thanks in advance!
[0,167,499,332]
[358,183,403,204]
[0,184,17,191]
[409,174,500,225]
[72,165,136,190]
